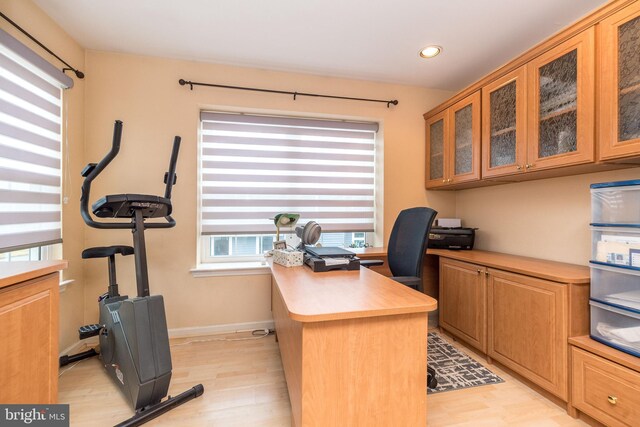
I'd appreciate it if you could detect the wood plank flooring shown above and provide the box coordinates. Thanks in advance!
[58,331,590,426]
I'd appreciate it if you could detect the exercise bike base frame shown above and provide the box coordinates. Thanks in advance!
[114,384,204,427]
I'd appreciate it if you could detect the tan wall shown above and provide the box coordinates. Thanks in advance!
[82,50,454,329]
[0,0,86,352]
[455,167,640,265]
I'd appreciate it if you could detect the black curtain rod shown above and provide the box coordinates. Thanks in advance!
[179,79,398,108]
[0,11,84,79]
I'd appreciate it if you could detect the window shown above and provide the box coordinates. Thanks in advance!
[0,28,72,257]
[199,111,378,262]
[0,243,61,262]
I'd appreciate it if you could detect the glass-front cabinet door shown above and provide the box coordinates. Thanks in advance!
[425,92,480,189]
[449,92,481,184]
[425,110,448,188]
[599,2,640,160]
[482,67,527,178]
[527,27,595,170]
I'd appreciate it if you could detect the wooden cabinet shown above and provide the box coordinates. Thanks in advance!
[0,262,65,404]
[439,258,487,353]
[482,67,527,178]
[481,29,595,179]
[426,91,481,189]
[432,249,590,407]
[423,1,640,189]
[488,269,568,400]
[569,336,640,426]
[526,28,595,171]
[571,347,640,427]
[599,1,640,161]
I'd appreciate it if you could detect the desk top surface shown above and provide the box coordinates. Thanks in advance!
[269,260,437,322]
[0,260,68,290]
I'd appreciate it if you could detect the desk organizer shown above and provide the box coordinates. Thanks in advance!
[273,249,304,267]
[590,179,640,357]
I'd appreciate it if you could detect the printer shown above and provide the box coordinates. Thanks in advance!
[428,227,476,250]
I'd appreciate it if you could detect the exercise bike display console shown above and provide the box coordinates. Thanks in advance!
[63,120,204,427]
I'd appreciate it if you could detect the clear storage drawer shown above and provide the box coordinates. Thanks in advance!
[591,180,640,225]
[590,300,640,358]
[591,226,640,268]
[590,263,640,311]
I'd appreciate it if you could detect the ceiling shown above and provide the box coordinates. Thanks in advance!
[34,0,607,91]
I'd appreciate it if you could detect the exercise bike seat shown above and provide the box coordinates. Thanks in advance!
[92,194,172,219]
[82,245,134,259]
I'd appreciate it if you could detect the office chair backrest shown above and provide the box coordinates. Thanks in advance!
[387,207,438,278]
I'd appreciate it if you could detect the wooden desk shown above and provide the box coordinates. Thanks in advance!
[269,261,437,427]
[0,260,67,404]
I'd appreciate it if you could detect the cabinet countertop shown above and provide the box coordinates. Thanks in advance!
[0,260,68,290]
[429,249,589,284]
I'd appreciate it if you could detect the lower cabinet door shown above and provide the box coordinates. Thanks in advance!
[0,274,59,404]
[571,347,640,427]
[439,258,487,353]
[488,269,568,400]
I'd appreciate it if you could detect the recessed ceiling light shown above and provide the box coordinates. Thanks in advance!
[419,46,442,59]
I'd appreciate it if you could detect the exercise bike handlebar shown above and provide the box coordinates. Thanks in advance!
[80,120,180,229]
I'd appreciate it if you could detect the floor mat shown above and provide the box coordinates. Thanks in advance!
[427,332,504,394]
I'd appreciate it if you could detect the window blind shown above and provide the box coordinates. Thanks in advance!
[0,28,73,252]
[200,111,378,235]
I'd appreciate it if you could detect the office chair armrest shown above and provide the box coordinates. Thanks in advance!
[360,259,384,268]
[391,276,422,291]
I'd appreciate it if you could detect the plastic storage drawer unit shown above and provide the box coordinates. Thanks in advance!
[590,300,640,357]
[590,263,640,311]
[591,179,640,225]
[591,226,640,267]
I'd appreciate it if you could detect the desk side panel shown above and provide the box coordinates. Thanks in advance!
[301,313,428,427]
[272,278,303,427]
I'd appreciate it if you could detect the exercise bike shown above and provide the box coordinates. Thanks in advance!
[60,120,203,426]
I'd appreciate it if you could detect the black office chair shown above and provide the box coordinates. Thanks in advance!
[361,206,437,292]
[361,206,439,388]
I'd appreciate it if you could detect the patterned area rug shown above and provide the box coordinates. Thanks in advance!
[427,332,504,394]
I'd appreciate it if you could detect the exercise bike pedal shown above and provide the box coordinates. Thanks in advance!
[78,323,102,340]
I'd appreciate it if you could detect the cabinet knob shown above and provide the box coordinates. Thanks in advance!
[485,271,489,276]
[516,165,522,170]
[608,395,618,405]
[476,269,482,274]
[448,179,453,183]
[525,163,535,169]
[442,179,446,183]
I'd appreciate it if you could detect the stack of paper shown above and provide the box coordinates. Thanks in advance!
[603,290,640,311]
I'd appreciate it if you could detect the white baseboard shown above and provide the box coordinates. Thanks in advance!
[59,320,274,356]
[168,320,275,339]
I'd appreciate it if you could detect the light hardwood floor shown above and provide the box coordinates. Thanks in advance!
[58,331,589,426]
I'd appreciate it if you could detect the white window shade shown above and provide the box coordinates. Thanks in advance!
[200,111,378,235]
[0,28,72,253]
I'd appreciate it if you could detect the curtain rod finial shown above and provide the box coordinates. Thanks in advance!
[63,67,84,79]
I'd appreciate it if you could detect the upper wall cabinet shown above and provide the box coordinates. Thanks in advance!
[425,91,481,189]
[482,67,527,178]
[526,28,595,171]
[423,1,640,190]
[599,2,640,161]
[481,29,595,179]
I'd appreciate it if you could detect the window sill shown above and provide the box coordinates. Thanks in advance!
[191,261,271,278]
